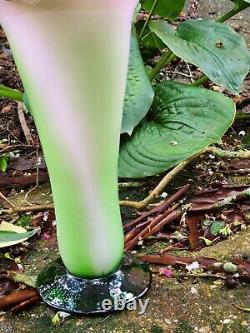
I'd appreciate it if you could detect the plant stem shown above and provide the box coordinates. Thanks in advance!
[216,3,249,23]
[191,75,209,87]
[0,87,23,101]
[148,51,176,81]
[236,112,250,121]
[138,0,158,41]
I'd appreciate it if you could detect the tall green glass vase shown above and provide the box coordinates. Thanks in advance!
[0,0,151,314]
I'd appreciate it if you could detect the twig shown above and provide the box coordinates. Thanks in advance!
[10,295,41,313]
[0,203,54,215]
[0,172,48,187]
[120,146,250,210]
[165,70,194,80]
[124,185,189,232]
[213,187,250,210]
[0,191,15,209]
[24,146,40,205]
[118,182,145,188]
[208,147,250,159]
[17,102,34,145]
[190,186,250,212]
[0,289,39,310]
[125,209,181,251]
[125,185,250,251]
[120,149,207,210]
[0,144,37,154]
[158,271,227,280]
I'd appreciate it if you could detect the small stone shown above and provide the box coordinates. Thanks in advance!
[239,130,246,136]
[223,262,238,273]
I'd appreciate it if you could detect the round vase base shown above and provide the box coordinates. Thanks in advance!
[36,255,151,314]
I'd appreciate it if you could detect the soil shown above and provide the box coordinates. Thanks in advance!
[0,1,250,333]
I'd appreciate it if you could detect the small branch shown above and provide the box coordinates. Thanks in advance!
[0,288,39,310]
[0,203,54,215]
[0,144,37,154]
[172,272,226,280]
[124,185,189,232]
[125,209,181,251]
[120,149,207,210]
[213,187,250,210]
[17,102,35,145]
[208,147,250,159]
[118,182,145,188]
[10,295,41,313]
[0,191,15,209]
[0,172,49,187]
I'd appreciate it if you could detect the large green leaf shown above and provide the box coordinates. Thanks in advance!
[122,28,154,135]
[149,20,250,94]
[118,82,235,178]
[140,0,186,20]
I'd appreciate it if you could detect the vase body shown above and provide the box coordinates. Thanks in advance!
[0,0,137,277]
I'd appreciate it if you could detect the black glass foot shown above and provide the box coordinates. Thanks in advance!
[36,255,151,314]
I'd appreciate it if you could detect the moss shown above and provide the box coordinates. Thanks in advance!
[16,214,33,227]
[150,324,165,333]
[175,320,194,333]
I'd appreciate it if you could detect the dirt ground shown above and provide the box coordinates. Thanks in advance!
[0,1,250,333]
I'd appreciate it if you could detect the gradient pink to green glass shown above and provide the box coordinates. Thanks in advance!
[0,0,137,278]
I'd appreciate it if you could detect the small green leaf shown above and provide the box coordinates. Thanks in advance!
[200,237,213,246]
[149,19,250,94]
[122,28,154,135]
[210,221,225,235]
[0,156,9,172]
[140,0,186,20]
[119,82,235,178]
[203,219,213,226]
[219,226,232,237]
[51,313,61,326]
